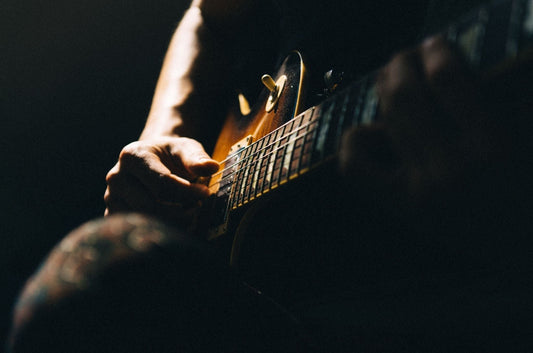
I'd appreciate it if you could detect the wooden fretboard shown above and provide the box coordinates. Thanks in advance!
[215,0,533,214]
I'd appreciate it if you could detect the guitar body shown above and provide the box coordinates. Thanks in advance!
[203,52,307,258]
[211,52,306,164]
[197,0,533,297]
[202,52,360,301]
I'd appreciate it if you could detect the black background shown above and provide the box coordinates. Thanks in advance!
[0,0,496,347]
[1,0,189,343]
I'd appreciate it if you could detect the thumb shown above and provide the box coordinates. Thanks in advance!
[189,155,220,176]
[175,138,220,177]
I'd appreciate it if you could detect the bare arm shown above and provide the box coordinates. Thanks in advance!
[105,0,272,224]
[142,0,272,142]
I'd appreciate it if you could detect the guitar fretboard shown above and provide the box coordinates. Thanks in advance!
[217,0,533,213]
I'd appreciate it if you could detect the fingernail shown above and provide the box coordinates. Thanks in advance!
[197,157,211,164]
[200,157,219,167]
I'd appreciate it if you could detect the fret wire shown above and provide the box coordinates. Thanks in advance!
[210,84,367,190]
[250,139,264,198]
[334,85,351,149]
[300,108,318,170]
[205,117,292,172]
[208,118,322,189]
[288,112,307,177]
[278,119,295,183]
[360,82,379,125]
[207,115,320,183]
[273,130,289,185]
[210,78,374,185]
[265,129,278,190]
[214,0,532,211]
[213,0,529,191]
[210,79,382,191]
[245,158,255,202]
[344,80,364,131]
[314,100,335,159]
[243,140,258,202]
[213,107,323,179]
[252,112,312,188]
[269,125,286,189]
[352,76,369,127]
[244,127,315,190]
[235,142,251,205]
[237,160,248,205]
[263,129,278,191]
[209,78,378,190]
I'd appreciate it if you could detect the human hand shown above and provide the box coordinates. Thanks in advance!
[104,137,219,224]
[340,36,495,209]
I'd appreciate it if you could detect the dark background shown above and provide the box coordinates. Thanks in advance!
[0,0,491,347]
[1,0,189,343]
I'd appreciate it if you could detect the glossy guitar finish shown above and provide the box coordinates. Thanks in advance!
[200,0,533,264]
[204,52,306,241]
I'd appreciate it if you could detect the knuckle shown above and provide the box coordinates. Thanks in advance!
[105,173,114,185]
[379,52,416,103]
[118,141,153,167]
[426,57,454,86]
[119,141,144,160]
[105,166,119,183]
[172,137,202,155]
[103,194,123,214]
[422,38,458,86]
[103,188,112,205]
[423,35,448,52]
[388,48,417,73]
[105,167,126,187]
[387,76,408,98]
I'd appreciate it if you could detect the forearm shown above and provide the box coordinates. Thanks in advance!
[106,1,278,220]
[140,0,279,149]
[140,2,235,145]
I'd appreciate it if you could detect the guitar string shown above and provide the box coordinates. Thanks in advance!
[211,125,320,201]
[207,113,318,182]
[206,2,519,199]
[207,111,313,169]
[206,86,366,189]
[208,85,368,189]
[206,72,372,184]
[221,115,349,204]
[206,0,508,186]
[207,120,320,189]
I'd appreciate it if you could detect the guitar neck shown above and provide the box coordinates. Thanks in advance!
[221,0,533,213]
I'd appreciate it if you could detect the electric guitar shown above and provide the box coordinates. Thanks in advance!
[201,0,533,264]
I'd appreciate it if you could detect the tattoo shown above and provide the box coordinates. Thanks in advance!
[11,213,181,333]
